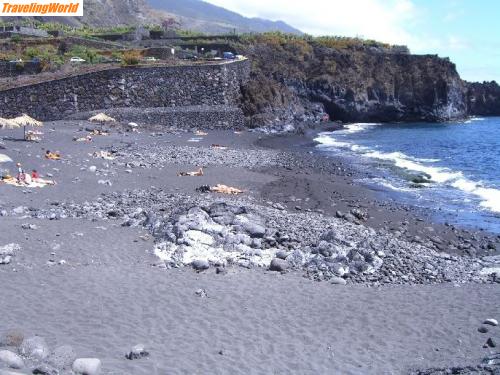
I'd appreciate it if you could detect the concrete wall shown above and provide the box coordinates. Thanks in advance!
[0,59,251,126]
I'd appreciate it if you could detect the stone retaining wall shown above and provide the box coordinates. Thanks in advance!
[0,59,251,128]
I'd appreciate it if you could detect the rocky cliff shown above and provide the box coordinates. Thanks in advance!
[231,35,499,126]
[466,81,500,116]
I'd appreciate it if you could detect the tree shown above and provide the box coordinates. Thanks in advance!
[161,17,179,31]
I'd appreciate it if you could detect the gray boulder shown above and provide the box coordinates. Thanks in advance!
[191,259,210,271]
[269,258,290,272]
[19,336,49,360]
[72,358,101,375]
[0,350,24,369]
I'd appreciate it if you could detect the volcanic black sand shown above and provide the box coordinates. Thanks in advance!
[0,121,499,375]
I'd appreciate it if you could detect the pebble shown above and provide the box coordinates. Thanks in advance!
[19,336,49,360]
[195,289,208,298]
[483,319,498,326]
[330,277,347,285]
[485,337,497,348]
[125,344,149,360]
[0,350,24,369]
[478,326,489,333]
[72,358,101,375]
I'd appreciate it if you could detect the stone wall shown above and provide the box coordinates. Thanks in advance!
[0,59,251,126]
[0,61,42,78]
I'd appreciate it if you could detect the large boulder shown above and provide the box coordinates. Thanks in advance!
[72,358,101,375]
[0,350,24,369]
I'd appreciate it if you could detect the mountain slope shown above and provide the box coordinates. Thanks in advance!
[146,0,301,34]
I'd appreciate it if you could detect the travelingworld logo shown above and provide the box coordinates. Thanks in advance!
[0,0,83,16]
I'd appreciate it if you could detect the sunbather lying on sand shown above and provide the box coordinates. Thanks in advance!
[196,184,244,195]
[211,144,228,150]
[74,135,92,142]
[92,151,116,160]
[90,129,109,136]
[45,150,61,160]
[178,167,204,177]
[194,130,208,136]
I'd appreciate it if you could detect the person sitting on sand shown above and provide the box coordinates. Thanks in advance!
[31,170,39,179]
[16,163,25,184]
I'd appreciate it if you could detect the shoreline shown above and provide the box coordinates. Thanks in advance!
[255,127,499,258]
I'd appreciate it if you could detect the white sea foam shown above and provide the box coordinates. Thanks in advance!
[315,132,500,213]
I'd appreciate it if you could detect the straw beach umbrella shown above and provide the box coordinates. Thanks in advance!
[11,114,43,140]
[89,113,116,130]
[0,117,18,129]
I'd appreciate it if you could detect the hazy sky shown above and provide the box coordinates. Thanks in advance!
[204,0,500,83]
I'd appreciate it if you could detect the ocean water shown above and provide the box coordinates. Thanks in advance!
[315,117,500,233]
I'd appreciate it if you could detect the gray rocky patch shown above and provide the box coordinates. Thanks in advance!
[46,345,76,370]
[19,336,49,361]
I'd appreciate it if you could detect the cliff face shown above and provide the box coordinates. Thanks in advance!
[233,36,498,126]
[466,81,500,116]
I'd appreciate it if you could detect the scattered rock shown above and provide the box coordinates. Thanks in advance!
[125,344,149,360]
[32,364,58,375]
[0,350,24,369]
[72,358,101,375]
[191,259,210,271]
[330,277,347,285]
[21,223,37,230]
[47,345,76,369]
[478,326,489,333]
[485,337,497,348]
[195,289,208,298]
[484,319,498,326]
[215,267,227,275]
[19,336,49,360]
[269,258,290,272]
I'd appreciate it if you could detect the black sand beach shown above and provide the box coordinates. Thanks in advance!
[1,121,499,374]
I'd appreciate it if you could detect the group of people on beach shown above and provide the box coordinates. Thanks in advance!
[1,162,54,187]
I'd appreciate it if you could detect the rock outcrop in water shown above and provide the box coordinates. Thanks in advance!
[232,35,500,127]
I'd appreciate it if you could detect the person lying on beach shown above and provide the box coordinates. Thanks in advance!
[26,131,42,142]
[194,130,208,136]
[92,151,116,160]
[210,184,243,195]
[211,144,228,150]
[196,184,244,195]
[89,129,109,136]
[74,135,92,142]
[45,150,61,160]
[178,167,204,177]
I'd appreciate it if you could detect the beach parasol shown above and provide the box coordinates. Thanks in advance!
[0,117,19,129]
[89,113,116,129]
[11,114,43,140]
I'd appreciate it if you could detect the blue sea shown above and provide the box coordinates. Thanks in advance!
[315,117,500,233]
